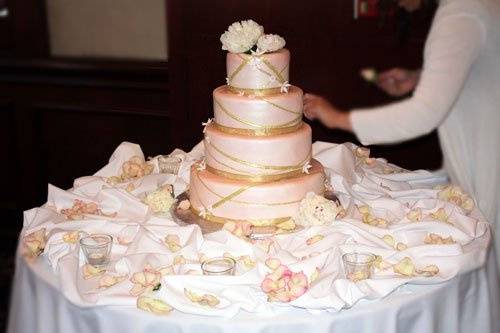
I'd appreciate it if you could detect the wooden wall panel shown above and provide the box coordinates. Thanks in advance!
[0,100,17,208]
[34,104,171,192]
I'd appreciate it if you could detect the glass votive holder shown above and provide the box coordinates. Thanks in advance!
[158,155,182,175]
[80,234,113,268]
[201,257,236,276]
[342,252,375,282]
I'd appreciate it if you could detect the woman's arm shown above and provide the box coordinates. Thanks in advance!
[350,13,486,145]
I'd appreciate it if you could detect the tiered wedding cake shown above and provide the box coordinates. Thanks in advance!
[189,20,325,226]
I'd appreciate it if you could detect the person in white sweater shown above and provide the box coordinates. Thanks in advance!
[304,0,500,270]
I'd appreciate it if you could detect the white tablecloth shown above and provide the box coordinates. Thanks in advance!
[7,141,500,332]
[8,249,499,333]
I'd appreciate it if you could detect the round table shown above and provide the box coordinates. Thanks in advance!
[8,247,499,333]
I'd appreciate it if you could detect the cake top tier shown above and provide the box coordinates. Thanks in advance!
[226,49,290,91]
[220,20,290,92]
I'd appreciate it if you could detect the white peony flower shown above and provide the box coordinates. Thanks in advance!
[143,185,176,213]
[220,19,264,53]
[293,192,345,226]
[256,34,286,54]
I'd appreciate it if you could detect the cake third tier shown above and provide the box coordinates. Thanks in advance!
[190,159,325,225]
[204,121,312,180]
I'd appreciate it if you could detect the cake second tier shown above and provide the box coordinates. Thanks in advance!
[204,122,312,179]
[213,85,303,135]
[189,159,325,225]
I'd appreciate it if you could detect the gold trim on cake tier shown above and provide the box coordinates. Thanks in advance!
[206,165,304,183]
[190,206,292,226]
[227,85,283,96]
[189,159,325,226]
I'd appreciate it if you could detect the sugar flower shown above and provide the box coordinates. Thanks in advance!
[143,185,176,213]
[220,20,264,53]
[302,162,312,174]
[294,192,345,226]
[256,34,286,54]
[202,118,213,133]
[280,81,292,93]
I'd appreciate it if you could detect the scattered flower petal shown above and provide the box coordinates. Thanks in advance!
[137,296,173,315]
[306,234,324,246]
[83,264,106,280]
[393,257,415,277]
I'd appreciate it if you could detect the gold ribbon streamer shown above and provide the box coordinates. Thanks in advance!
[227,54,288,92]
[206,139,311,171]
[212,122,302,136]
[194,169,302,206]
[191,206,292,226]
[206,165,304,183]
[259,97,302,115]
[213,99,301,133]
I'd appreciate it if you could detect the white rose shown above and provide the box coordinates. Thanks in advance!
[256,34,286,54]
[293,192,345,226]
[220,19,264,53]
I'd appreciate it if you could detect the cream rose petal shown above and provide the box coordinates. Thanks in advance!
[393,257,415,277]
[137,296,173,315]
[82,264,105,280]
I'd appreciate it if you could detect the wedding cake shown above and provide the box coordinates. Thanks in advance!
[189,20,325,226]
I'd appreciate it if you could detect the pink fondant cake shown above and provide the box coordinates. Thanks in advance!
[188,27,325,225]
[226,49,290,90]
[213,85,303,131]
[204,122,312,177]
[190,159,324,225]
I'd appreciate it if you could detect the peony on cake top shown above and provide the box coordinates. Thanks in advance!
[220,20,291,93]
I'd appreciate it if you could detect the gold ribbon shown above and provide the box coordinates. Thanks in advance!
[212,122,301,136]
[191,206,292,226]
[226,54,289,95]
[206,165,304,183]
[213,99,302,135]
[206,139,311,172]
[227,86,282,96]
[194,169,302,206]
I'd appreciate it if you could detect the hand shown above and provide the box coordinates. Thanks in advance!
[303,94,352,131]
[376,68,420,97]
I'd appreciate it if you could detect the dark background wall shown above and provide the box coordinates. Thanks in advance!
[0,1,441,328]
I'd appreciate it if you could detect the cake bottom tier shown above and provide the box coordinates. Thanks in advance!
[189,159,325,226]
